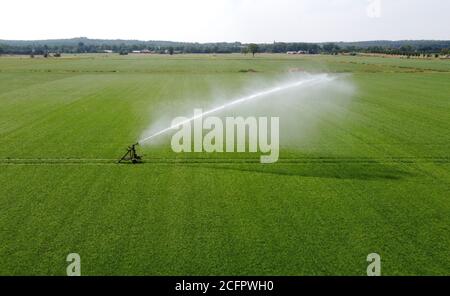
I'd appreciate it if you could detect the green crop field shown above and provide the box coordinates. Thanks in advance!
[0,54,449,275]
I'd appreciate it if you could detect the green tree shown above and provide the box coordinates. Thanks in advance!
[323,43,340,54]
[77,42,85,53]
[248,44,258,57]
[168,47,174,55]
[43,45,49,58]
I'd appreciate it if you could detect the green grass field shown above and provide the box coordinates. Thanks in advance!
[0,54,449,275]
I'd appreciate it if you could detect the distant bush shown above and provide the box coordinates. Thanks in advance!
[238,69,258,73]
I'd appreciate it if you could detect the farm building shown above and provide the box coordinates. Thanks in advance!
[287,50,308,55]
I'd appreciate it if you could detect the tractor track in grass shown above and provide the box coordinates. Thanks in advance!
[0,157,448,165]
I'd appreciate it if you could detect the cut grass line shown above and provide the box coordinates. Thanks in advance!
[0,157,448,165]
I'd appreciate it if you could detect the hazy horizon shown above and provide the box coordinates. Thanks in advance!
[2,36,450,44]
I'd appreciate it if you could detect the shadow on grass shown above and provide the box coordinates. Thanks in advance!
[186,161,414,181]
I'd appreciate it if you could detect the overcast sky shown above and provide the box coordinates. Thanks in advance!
[1,0,449,42]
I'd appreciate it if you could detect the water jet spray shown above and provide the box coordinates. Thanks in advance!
[119,74,336,164]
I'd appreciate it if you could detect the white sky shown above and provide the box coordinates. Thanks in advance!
[1,0,449,42]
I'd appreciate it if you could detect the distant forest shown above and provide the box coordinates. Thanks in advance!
[1,37,450,56]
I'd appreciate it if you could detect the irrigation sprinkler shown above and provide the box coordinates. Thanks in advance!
[118,143,142,164]
[119,74,336,165]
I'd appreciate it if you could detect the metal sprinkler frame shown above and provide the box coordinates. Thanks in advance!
[118,143,142,164]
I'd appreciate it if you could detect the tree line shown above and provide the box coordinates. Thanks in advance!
[0,38,449,57]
